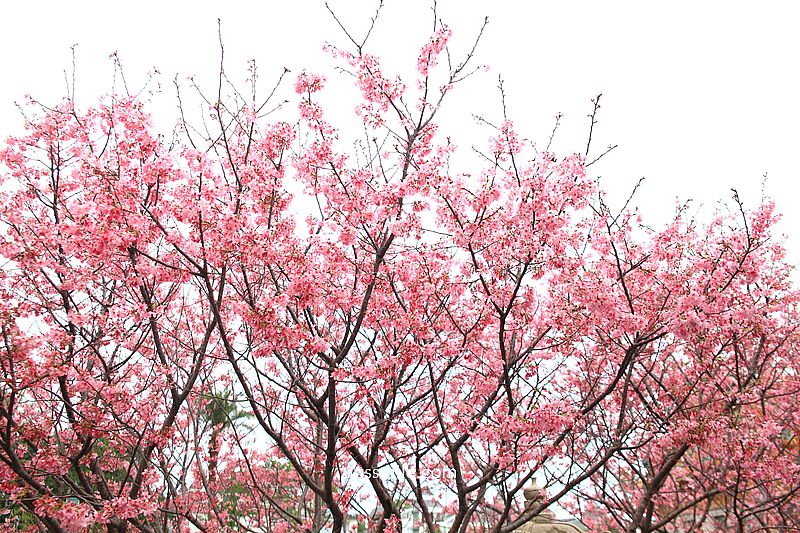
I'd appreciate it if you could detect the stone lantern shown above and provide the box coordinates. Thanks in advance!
[517,483,585,533]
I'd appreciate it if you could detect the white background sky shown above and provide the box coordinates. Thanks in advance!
[1,1,798,264]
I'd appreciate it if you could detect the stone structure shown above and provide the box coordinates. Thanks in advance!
[517,483,585,533]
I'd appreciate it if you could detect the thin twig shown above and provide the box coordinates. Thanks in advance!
[326,0,385,54]
[585,93,602,156]
[586,143,618,167]
[546,112,563,152]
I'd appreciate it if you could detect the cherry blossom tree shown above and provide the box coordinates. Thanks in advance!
[0,4,798,533]
[562,193,800,533]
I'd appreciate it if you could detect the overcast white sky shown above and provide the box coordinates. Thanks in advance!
[1,1,798,264]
